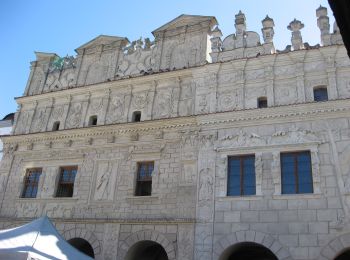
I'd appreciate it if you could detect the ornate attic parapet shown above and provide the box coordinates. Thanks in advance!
[210,11,276,62]
[316,5,343,46]
[288,18,305,51]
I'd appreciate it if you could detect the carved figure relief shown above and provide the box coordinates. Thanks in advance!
[90,98,104,114]
[93,161,117,201]
[29,69,44,95]
[217,130,265,149]
[271,151,281,195]
[132,92,149,110]
[60,70,75,88]
[66,103,83,128]
[107,95,126,123]
[155,90,172,118]
[51,105,64,120]
[44,73,62,92]
[116,38,156,77]
[198,95,209,113]
[270,127,319,144]
[31,108,47,132]
[179,84,194,116]
[198,168,213,206]
[16,111,31,134]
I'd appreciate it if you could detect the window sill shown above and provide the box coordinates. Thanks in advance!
[17,197,79,202]
[126,195,159,200]
[217,195,263,201]
[272,193,321,199]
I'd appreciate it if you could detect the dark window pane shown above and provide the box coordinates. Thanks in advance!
[281,151,313,194]
[314,88,328,101]
[227,155,255,196]
[136,162,154,196]
[21,169,42,198]
[56,166,78,197]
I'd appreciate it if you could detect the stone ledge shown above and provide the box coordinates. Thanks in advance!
[272,193,322,200]
[216,195,263,201]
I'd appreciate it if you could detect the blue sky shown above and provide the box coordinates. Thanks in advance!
[0,0,332,119]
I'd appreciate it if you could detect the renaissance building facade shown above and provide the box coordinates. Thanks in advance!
[1,6,350,260]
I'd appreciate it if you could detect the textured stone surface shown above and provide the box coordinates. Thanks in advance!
[1,6,350,260]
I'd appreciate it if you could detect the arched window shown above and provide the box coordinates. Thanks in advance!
[132,111,141,122]
[88,115,97,126]
[257,97,267,108]
[52,121,60,131]
[313,86,328,101]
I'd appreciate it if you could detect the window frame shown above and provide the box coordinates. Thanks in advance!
[52,121,60,131]
[132,111,141,122]
[227,154,256,196]
[313,86,328,102]
[135,161,154,196]
[257,97,268,108]
[55,166,78,197]
[280,150,313,194]
[88,115,98,126]
[21,168,42,198]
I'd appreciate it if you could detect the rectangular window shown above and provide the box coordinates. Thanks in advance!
[313,87,328,102]
[21,168,42,198]
[135,161,154,196]
[227,155,255,196]
[56,166,78,197]
[281,151,313,194]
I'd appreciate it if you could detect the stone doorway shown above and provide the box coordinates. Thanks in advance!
[219,242,278,260]
[67,237,95,258]
[125,240,169,260]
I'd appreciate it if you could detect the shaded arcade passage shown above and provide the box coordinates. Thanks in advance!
[68,237,95,258]
[125,240,169,260]
[220,242,278,260]
[335,248,350,260]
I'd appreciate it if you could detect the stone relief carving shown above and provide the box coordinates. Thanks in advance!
[198,95,209,113]
[255,152,263,195]
[270,127,319,144]
[218,90,241,111]
[216,130,265,149]
[31,107,48,132]
[198,168,213,206]
[51,105,65,120]
[16,111,31,134]
[44,73,62,92]
[59,70,76,88]
[271,151,281,195]
[116,38,156,77]
[107,94,126,123]
[15,203,43,218]
[29,68,44,95]
[66,103,83,128]
[180,130,199,161]
[179,84,194,116]
[93,161,118,201]
[155,91,172,118]
[90,98,104,114]
[44,204,73,218]
[132,91,149,110]
[180,163,196,185]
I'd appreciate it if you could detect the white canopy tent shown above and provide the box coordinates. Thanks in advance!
[0,216,93,260]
